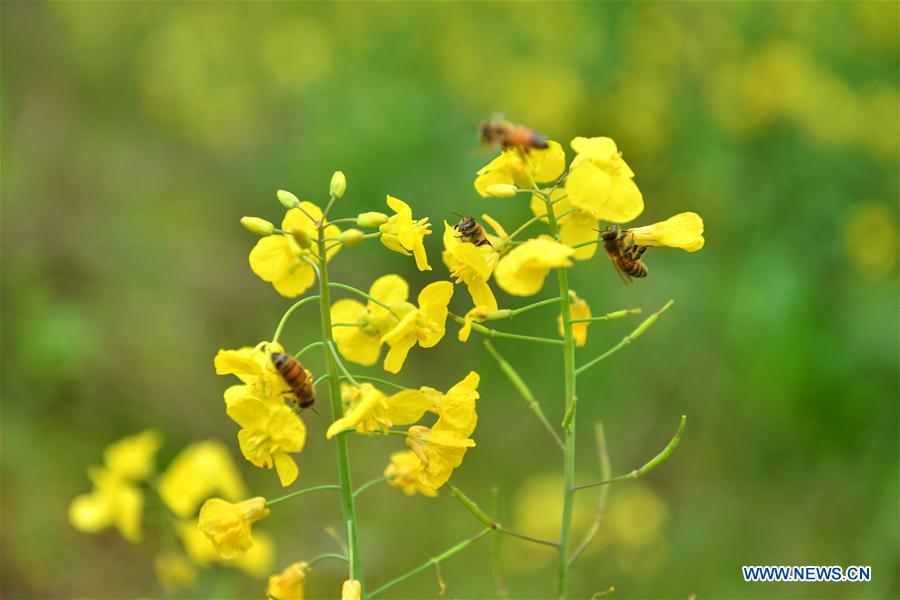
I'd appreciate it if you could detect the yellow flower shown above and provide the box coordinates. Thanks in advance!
[226,394,306,486]
[558,291,591,347]
[249,201,340,297]
[384,451,438,497]
[457,305,491,343]
[529,191,601,261]
[177,520,220,565]
[326,383,430,439]
[102,429,162,482]
[565,137,644,223]
[178,520,274,577]
[495,236,575,297]
[628,212,705,252]
[154,553,197,590]
[198,497,270,560]
[331,274,408,367]
[379,195,432,271]
[474,142,565,196]
[341,579,362,600]
[421,371,479,436]
[380,281,454,373]
[441,215,509,311]
[68,466,144,542]
[268,561,308,600]
[159,440,246,518]
[406,423,476,490]
[214,340,288,401]
[232,531,275,578]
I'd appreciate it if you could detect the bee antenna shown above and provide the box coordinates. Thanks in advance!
[451,212,465,219]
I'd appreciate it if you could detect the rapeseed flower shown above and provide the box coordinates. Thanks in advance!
[380,281,453,373]
[421,371,479,436]
[442,215,507,311]
[529,191,601,260]
[331,274,408,367]
[102,429,162,482]
[628,212,705,251]
[214,340,288,402]
[457,305,491,342]
[384,451,438,497]
[198,497,270,560]
[406,422,476,489]
[159,440,246,518]
[268,562,308,600]
[226,394,306,486]
[341,579,362,600]
[565,137,644,223]
[177,521,273,577]
[495,236,575,296]
[327,383,430,438]
[474,142,565,196]
[379,195,432,271]
[559,290,591,347]
[248,201,340,297]
[68,466,144,542]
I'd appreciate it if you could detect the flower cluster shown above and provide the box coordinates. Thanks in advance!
[214,341,306,486]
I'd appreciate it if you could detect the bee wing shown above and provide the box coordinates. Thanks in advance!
[604,249,633,286]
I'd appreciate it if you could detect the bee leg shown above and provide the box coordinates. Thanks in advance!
[476,239,493,248]
[635,245,647,258]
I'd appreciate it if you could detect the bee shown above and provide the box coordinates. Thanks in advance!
[271,352,316,411]
[478,115,549,151]
[600,225,648,284]
[453,215,492,248]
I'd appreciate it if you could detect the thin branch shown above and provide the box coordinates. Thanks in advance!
[307,552,349,568]
[451,314,565,346]
[483,340,564,451]
[449,485,559,549]
[294,341,324,359]
[569,422,612,564]
[352,476,386,499]
[266,484,341,507]
[328,341,359,386]
[271,295,321,343]
[574,415,687,492]
[336,374,409,391]
[570,308,642,324]
[575,299,674,377]
[490,486,509,598]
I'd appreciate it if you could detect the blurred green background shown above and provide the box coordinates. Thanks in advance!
[2,2,898,599]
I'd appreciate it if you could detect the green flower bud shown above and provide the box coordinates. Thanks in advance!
[485,183,518,198]
[329,171,347,199]
[290,227,312,249]
[356,212,390,228]
[339,228,365,247]
[240,216,275,236]
[277,189,301,209]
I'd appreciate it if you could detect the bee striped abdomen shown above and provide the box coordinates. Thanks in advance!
[271,352,315,410]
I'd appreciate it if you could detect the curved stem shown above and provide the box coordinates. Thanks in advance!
[337,374,409,391]
[272,295,321,344]
[574,415,686,492]
[266,484,341,507]
[570,308,642,324]
[328,341,359,386]
[294,341,324,359]
[315,236,364,587]
[368,528,492,598]
[542,191,578,599]
[353,476,387,499]
[328,282,397,314]
[308,552,349,568]
[449,314,564,346]
[569,422,611,565]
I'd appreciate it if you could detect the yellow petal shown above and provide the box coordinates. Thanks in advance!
[249,235,294,282]
[369,274,409,305]
[272,263,316,298]
[225,395,272,431]
[560,212,601,260]
[385,389,431,425]
[103,429,162,482]
[629,212,705,251]
[273,452,299,487]
[566,161,644,223]
[383,334,416,374]
[268,562,308,600]
[530,140,566,183]
[341,579,362,600]
[495,237,574,297]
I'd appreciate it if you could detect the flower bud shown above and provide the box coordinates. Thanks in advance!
[485,183,518,198]
[329,171,347,199]
[276,189,301,209]
[290,227,312,249]
[339,228,365,247]
[240,216,275,236]
[356,211,389,228]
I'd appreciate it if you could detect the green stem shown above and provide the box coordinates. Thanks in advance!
[353,476,386,499]
[499,208,579,250]
[328,341,359,386]
[569,422,612,565]
[573,415,686,491]
[266,484,341,507]
[325,217,360,226]
[450,314,564,346]
[329,282,397,315]
[307,552,349,568]
[338,374,409,391]
[316,235,364,587]
[449,485,558,548]
[570,308,642,324]
[272,295,321,343]
[490,486,509,599]
[368,528,492,598]
[574,300,674,377]
[542,192,578,599]
[332,322,369,328]
[483,340,564,451]
[294,341,324,359]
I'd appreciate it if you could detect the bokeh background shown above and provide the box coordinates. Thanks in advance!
[2,2,898,599]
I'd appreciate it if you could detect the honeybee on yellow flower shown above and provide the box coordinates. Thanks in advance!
[270,352,316,412]
[453,215,492,248]
[479,115,549,151]
[600,225,649,285]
